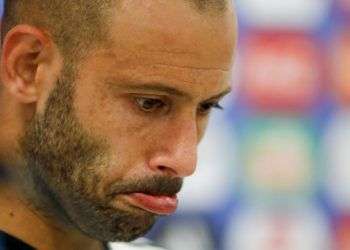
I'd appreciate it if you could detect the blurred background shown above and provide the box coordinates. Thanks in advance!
[146,1,350,250]
[1,0,349,249]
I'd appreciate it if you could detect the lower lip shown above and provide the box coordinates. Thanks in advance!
[124,193,178,215]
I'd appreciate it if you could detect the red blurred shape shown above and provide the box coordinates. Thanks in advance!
[241,32,323,112]
[335,216,350,250]
[331,29,350,106]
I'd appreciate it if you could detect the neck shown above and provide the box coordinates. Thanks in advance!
[0,182,105,250]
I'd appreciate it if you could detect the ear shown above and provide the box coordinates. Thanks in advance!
[0,25,54,103]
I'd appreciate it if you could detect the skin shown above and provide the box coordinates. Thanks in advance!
[0,1,237,250]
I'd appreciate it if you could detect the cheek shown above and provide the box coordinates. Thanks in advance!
[74,77,150,137]
[73,82,156,178]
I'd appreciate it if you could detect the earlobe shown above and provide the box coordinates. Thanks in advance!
[0,25,50,104]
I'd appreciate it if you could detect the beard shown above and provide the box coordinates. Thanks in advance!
[18,66,182,242]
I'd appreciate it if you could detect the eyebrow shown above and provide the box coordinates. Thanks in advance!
[108,80,232,101]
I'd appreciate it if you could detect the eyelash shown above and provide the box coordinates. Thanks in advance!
[134,97,168,113]
[133,96,224,115]
[198,102,224,115]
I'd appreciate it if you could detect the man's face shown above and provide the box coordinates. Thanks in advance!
[19,0,237,242]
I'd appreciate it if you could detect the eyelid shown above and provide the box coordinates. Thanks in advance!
[132,95,171,114]
[213,102,224,109]
[201,97,223,107]
[130,93,168,103]
[197,100,224,116]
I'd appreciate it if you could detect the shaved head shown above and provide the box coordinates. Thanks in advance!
[1,0,116,61]
[1,0,228,62]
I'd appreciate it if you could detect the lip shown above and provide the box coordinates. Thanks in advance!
[123,193,178,215]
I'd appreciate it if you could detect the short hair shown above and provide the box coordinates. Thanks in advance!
[1,0,116,62]
[1,0,228,62]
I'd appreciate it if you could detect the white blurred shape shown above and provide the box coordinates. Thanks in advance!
[158,219,215,250]
[229,52,242,103]
[236,0,331,30]
[224,206,331,250]
[324,110,350,212]
[178,105,237,212]
[109,238,165,250]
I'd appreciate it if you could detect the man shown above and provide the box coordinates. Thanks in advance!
[0,0,237,249]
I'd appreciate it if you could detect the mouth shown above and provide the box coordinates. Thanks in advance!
[122,192,178,215]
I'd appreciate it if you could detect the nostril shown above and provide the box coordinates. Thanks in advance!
[156,165,177,176]
[158,166,167,171]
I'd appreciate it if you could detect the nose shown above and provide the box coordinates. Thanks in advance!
[148,118,198,178]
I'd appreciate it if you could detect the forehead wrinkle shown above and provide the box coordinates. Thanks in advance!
[107,78,232,103]
[152,63,230,72]
[98,50,233,76]
[101,50,231,69]
[111,82,187,95]
[140,48,198,56]
[107,80,192,100]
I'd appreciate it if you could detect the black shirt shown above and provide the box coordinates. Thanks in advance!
[0,231,110,250]
[0,231,35,250]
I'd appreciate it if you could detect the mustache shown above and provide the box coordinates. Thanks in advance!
[106,176,183,199]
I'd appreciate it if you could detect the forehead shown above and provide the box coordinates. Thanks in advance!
[106,0,237,70]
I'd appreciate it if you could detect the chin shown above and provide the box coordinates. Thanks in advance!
[72,211,157,242]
